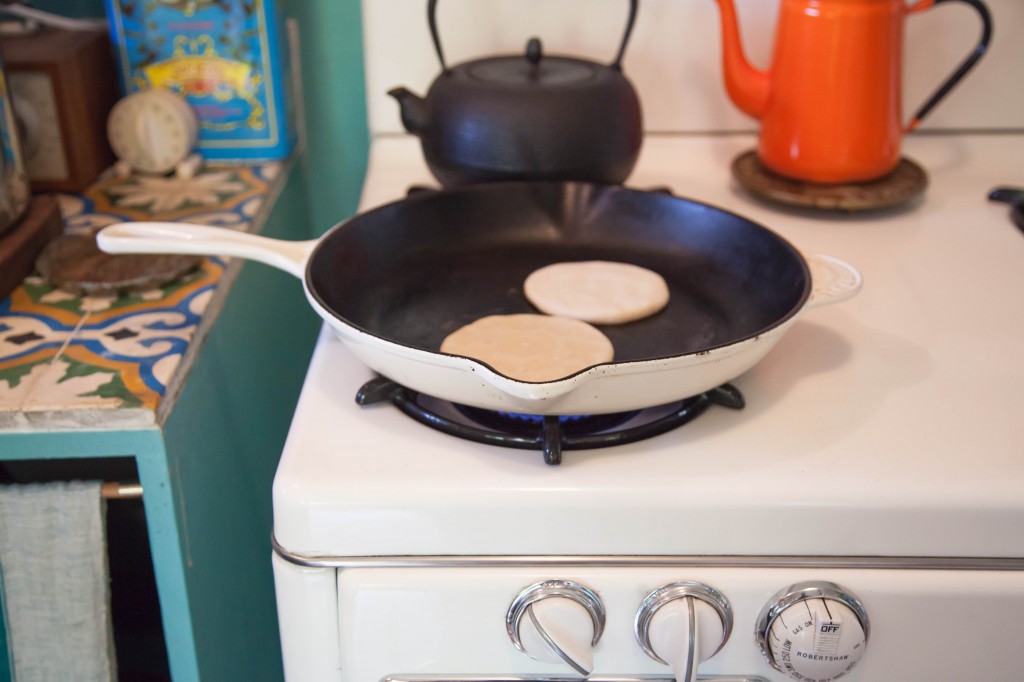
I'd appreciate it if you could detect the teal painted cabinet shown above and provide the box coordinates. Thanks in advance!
[0,163,319,680]
[0,1,370,676]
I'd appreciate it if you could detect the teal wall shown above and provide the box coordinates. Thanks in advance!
[279,0,370,231]
[161,163,321,681]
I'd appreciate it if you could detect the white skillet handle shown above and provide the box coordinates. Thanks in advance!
[97,221,317,279]
[804,253,863,310]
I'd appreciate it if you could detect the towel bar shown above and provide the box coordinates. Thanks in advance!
[100,481,143,500]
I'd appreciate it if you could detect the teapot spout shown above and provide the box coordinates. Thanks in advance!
[388,87,429,135]
[711,0,771,119]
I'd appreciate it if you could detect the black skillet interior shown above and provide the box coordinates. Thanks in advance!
[307,182,811,364]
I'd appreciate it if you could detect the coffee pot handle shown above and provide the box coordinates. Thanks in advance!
[426,0,639,72]
[906,0,993,131]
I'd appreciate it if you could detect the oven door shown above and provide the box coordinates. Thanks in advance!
[273,556,1024,681]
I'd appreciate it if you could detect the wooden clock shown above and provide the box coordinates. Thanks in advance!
[0,26,120,192]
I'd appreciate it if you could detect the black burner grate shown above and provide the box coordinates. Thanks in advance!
[355,377,744,465]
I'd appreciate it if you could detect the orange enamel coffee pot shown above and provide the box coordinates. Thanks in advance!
[711,0,992,184]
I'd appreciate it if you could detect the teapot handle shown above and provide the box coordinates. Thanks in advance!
[905,0,993,131]
[427,0,639,72]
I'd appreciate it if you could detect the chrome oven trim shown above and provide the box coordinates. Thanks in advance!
[378,671,770,675]
[271,535,1024,571]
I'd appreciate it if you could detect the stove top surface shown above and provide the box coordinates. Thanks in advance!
[273,133,1024,560]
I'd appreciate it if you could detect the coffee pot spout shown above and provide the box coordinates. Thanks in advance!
[388,87,429,135]
[710,0,771,119]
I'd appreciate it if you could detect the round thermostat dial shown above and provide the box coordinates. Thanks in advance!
[756,581,869,682]
[107,88,198,175]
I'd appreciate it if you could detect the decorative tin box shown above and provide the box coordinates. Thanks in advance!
[104,0,294,162]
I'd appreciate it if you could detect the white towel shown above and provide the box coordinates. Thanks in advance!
[0,481,116,682]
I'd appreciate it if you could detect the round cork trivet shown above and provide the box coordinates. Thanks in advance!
[731,150,928,212]
[35,233,202,296]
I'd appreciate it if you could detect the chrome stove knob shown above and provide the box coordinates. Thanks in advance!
[756,581,869,682]
[635,582,732,682]
[506,580,605,676]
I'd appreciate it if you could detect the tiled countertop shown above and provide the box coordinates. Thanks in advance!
[0,163,285,431]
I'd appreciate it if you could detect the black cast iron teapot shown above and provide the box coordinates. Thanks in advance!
[389,0,643,187]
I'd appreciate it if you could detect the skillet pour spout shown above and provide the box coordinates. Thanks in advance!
[97,182,861,415]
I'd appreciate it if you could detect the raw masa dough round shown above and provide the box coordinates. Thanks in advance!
[524,260,670,324]
[439,314,614,382]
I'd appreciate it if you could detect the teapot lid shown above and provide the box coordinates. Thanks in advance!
[462,39,600,88]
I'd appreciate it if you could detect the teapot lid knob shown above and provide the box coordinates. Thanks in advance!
[525,37,543,65]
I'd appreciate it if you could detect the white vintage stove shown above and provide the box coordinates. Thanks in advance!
[272,2,1024,681]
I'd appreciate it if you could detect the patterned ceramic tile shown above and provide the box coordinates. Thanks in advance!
[0,162,280,421]
[0,348,60,412]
